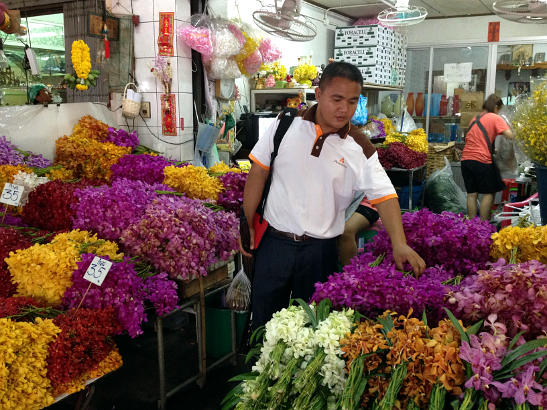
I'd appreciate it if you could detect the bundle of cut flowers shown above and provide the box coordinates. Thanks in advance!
[22,179,90,231]
[339,310,466,409]
[208,162,243,175]
[0,135,52,168]
[449,258,547,338]
[163,164,223,200]
[218,171,248,212]
[72,178,174,241]
[121,195,238,280]
[55,134,131,182]
[370,209,495,276]
[456,313,547,409]
[11,170,50,206]
[378,141,427,170]
[385,128,428,153]
[110,154,183,185]
[490,225,547,264]
[5,230,122,305]
[71,115,110,141]
[101,127,139,151]
[0,164,32,189]
[62,253,179,337]
[0,227,32,297]
[311,252,455,324]
[223,299,355,409]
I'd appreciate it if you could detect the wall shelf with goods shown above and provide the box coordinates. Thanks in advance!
[250,87,317,112]
[497,63,547,71]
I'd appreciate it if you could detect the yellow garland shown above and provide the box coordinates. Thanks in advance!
[71,40,91,90]
[490,225,547,264]
[235,31,259,76]
[163,165,223,201]
[0,318,61,410]
[6,230,122,305]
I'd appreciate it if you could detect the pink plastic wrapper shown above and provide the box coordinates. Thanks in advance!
[228,23,246,46]
[243,50,263,76]
[178,25,213,60]
[259,38,282,63]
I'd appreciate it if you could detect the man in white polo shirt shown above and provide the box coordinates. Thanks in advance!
[242,61,425,328]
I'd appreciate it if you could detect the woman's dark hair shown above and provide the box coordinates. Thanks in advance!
[483,94,503,113]
[319,61,363,89]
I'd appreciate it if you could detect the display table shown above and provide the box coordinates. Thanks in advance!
[155,258,237,410]
[386,165,426,210]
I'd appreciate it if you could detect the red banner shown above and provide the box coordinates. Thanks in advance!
[161,94,177,136]
[488,22,500,42]
[158,12,174,56]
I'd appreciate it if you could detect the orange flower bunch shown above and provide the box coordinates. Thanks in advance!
[341,311,465,408]
[72,115,110,141]
[55,135,130,182]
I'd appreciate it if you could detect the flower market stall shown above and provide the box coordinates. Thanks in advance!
[0,115,245,409]
[225,210,547,410]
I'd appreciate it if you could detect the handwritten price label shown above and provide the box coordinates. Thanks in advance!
[83,256,113,286]
[1,183,24,207]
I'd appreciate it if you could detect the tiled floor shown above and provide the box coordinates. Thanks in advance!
[48,311,249,410]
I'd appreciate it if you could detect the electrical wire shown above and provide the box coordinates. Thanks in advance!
[136,113,195,146]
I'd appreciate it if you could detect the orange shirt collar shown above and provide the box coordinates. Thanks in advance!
[301,105,350,139]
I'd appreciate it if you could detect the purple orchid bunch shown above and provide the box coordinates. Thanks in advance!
[449,259,547,338]
[458,314,546,407]
[120,195,238,281]
[370,118,386,139]
[102,127,140,151]
[217,172,248,212]
[0,136,52,168]
[311,252,456,324]
[72,178,173,241]
[370,209,496,277]
[63,254,148,338]
[110,154,183,185]
[144,272,179,316]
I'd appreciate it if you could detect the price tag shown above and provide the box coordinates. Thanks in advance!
[83,256,113,286]
[1,183,25,207]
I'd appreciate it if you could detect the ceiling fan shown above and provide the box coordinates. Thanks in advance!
[253,0,317,41]
[378,0,428,26]
[493,0,547,23]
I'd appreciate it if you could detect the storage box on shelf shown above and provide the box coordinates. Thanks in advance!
[335,25,405,48]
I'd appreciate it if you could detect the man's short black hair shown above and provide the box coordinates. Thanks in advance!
[319,61,363,89]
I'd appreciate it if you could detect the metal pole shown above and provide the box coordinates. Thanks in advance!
[156,316,166,410]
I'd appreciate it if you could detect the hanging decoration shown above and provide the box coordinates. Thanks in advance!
[161,94,177,136]
[64,40,100,91]
[158,12,175,56]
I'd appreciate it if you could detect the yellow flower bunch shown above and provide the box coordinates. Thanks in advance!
[0,318,61,410]
[491,225,547,264]
[0,164,32,188]
[378,117,395,136]
[55,135,131,182]
[46,166,75,181]
[6,230,122,305]
[53,347,123,396]
[512,83,547,166]
[385,128,428,153]
[341,311,465,409]
[261,61,287,81]
[163,165,223,201]
[293,64,318,87]
[235,31,259,76]
[208,162,242,175]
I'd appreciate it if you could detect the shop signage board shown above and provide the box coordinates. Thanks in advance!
[444,63,473,83]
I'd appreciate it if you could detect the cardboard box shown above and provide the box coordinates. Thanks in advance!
[459,91,484,113]
[460,111,480,128]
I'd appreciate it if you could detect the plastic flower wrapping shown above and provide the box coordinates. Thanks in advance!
[511,82,547,166]
[121,195,238,281]
[178,14,214,61]
[72,179,173,241]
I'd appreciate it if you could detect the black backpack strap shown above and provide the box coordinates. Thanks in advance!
[257,107,298,221]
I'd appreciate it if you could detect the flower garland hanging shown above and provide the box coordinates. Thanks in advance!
[65,40,100,91]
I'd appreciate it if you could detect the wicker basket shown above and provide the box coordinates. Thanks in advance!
[426,142,456,176]
[122,83,142,118]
